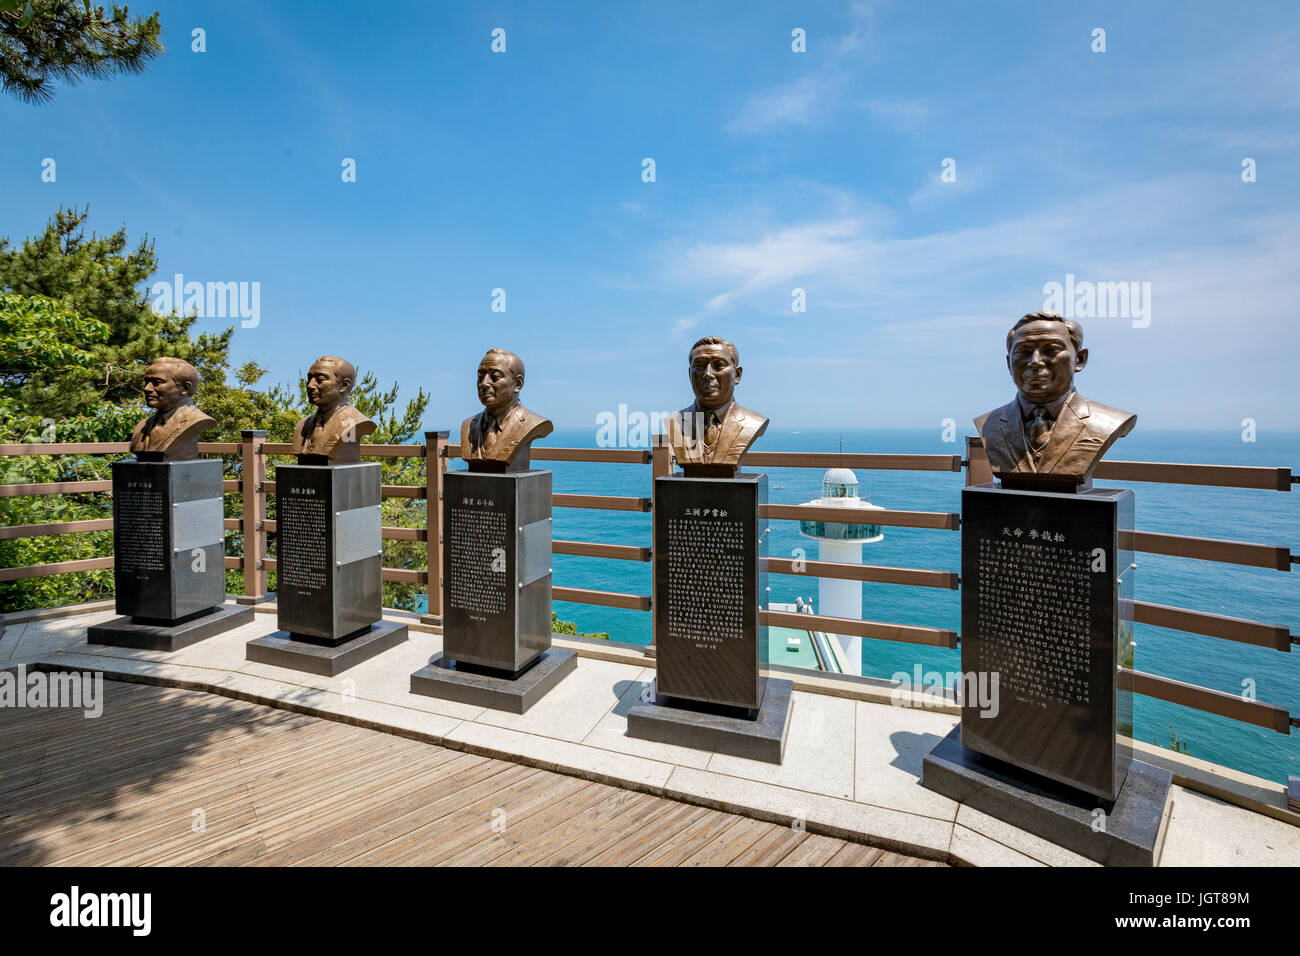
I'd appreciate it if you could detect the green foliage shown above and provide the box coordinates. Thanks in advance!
[0,0,163,104]
[0,292,109,419]
[550,611,611,641]
[0,206,231,412]
[1,207,431,614]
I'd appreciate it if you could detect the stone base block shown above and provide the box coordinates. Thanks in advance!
[87,601,253,652]
[626,677,793,764]
[410,648,576,714]
[245,620,408,677]
[922,725,1172,867]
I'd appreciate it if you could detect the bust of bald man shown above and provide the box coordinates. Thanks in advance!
[129,357,216,461]
[291,355,377,464]
[459,348,553,472]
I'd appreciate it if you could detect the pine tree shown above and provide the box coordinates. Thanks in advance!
[0,208,432,615]
[0,205,232,412]
[0,0,162,103]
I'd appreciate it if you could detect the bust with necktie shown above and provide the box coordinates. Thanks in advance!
[459,347,553,472]
[665,335,769,478]
[129,357,217,462]
[974,312,1136,491]
[291,355,377,464]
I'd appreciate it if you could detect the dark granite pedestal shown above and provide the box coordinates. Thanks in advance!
[412,469,571,712]
[88,600,253,651]
[411,647,576,714]
[246,462,407,676]
[627,677,794,764]
[922,726,1172,866]
[246,621,408,677]
[92,459,244,650]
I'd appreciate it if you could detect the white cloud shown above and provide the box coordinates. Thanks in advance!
[724,74,842,135]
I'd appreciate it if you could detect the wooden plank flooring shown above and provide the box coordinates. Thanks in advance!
[0,680,946,867]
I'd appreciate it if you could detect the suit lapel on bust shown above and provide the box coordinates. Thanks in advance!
[712,405,746,463]
[675,407,704,462]
[1040,393,1089,473]
[500,407,525,457]
[470,412,487,457]
[990,402,1031,473]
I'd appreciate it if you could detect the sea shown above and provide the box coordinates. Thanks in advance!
[425,426,1300,785]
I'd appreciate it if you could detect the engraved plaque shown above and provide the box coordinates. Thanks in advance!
[653,474,767,711]
[334,504,381,567]
[172,497,223,552]
[960,483,1134,801]
[116,475,167,575]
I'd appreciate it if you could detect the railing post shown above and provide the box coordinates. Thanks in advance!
[236,429,269,605]
[652,433,671,480]
[965,435,992,486]
[420,429,449,626]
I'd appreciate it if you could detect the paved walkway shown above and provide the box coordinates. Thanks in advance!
[3,605,1299,866]
[0,681,940,867]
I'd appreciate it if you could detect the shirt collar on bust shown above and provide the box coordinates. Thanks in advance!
[484,400,520,432]
[1017,389,1073,423]
[694,400,733,429]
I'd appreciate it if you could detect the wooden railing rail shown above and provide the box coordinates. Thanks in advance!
[2,433,1295,740]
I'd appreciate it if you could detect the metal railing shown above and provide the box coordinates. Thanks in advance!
[1,430,1296,746]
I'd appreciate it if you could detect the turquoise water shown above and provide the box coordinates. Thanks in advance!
[439,427,1300,784]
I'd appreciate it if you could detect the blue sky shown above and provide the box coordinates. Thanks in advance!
[4,0,1298,433]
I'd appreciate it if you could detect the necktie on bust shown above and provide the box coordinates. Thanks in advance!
[1029,406,1053,452]
[704,409,722,447]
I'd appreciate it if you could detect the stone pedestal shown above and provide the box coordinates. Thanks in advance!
[627,474,791,763]
[957,483,1134,800]
[247,462,407,674]
[627,676,793,764]
[90,459,250,650]
[922,726,1171,866]
[412,647,576,714]
[410,469,563,712]
[921,482,1164,862]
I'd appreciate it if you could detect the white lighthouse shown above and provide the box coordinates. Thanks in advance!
[797,468,884,676]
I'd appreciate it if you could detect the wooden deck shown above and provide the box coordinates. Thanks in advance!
[0,680,945,867]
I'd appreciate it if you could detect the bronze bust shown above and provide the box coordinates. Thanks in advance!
[975,312,1136,491]
[291,356,376,464]
[459,348,553,472]
[665,336,768,478]
[129,357,216,461]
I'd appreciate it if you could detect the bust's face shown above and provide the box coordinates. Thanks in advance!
[1007,321,1087,405]
[689,344,741,410]
[306,361,349,410]
[143,363,190,412]
[477,356,521,414]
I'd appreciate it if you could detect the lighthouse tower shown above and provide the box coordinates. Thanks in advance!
[797,468,884,676]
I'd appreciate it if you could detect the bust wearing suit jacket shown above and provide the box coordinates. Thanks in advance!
[129,357,216,461]
[291,355,376,464]
[665,336,768,477]
[975,313,1135,490]
[459,348,553,472]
